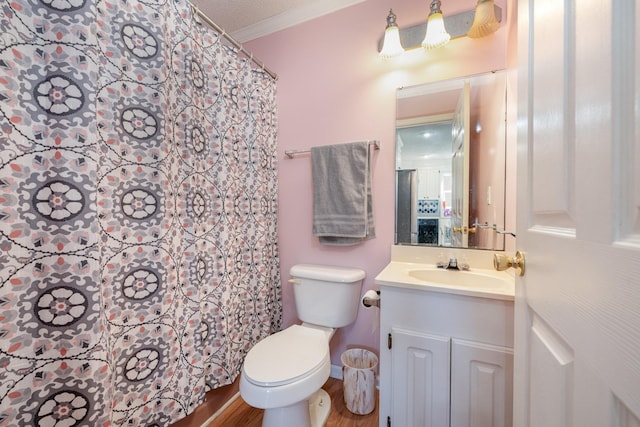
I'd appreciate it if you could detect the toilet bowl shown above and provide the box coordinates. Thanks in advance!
[240,324,334,427]
[239,264,365,427]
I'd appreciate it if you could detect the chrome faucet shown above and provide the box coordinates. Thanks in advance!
[437,254,470,270]
[446,257,459,270]
[437,256,470,271]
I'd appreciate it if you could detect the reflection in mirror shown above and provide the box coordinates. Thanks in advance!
[395,70,507,250]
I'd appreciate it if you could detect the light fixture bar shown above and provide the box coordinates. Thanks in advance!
[376,4,502,52]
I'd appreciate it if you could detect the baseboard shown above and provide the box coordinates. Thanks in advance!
[202,392,241,426]
[330,364,342,380]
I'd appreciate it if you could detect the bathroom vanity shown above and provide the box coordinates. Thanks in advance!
[375,247,514,427]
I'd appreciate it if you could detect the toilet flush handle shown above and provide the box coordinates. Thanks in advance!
[288,278,302,284]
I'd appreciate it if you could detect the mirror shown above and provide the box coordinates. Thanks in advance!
[395,70,507,250]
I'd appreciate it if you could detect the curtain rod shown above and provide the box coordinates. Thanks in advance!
[284,140,380,159]
[189,2,278,81]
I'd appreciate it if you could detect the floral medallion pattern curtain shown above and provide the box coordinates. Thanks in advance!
[0,0,281,424]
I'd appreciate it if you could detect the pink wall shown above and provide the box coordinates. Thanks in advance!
[246,0,514,366]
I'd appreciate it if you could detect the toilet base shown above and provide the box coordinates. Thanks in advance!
[309,389,331,427]
[262,389,331,427]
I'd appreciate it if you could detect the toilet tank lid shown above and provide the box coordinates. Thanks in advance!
[289,264,365,282]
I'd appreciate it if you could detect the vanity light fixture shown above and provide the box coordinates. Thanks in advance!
[377,1,503,57]
[422,0,451,49]
[379,9,405,59]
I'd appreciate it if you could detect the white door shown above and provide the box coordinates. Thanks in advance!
[451,82,470,247]
[515,0,640,425]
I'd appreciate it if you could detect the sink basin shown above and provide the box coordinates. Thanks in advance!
[408,268,511,290]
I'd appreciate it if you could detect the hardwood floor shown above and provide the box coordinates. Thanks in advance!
[206,377,379,427]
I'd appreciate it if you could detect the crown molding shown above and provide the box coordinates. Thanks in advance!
[231,0,365,43]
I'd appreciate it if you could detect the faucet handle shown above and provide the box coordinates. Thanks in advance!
[458,255,470,271]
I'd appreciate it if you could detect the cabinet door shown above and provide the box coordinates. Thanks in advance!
[450,339,513,427]
[392,327,450,427]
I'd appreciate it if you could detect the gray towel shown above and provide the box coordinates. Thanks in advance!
[311,141,375,246]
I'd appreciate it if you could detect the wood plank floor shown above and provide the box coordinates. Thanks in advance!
[206,377,379,427]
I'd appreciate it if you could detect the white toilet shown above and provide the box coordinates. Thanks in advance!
[239,264,365,427]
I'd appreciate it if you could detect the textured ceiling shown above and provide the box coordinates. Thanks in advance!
[191,0,364,43]
[193,0,310,34]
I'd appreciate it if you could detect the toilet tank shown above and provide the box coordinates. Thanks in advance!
[289,264,365,328]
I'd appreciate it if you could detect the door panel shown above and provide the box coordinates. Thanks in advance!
[450,339,513,427]
[530,0,575,229]
[391,328,450,427]
[529,315,573,427]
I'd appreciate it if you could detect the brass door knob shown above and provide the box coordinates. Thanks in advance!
[453,226,475,234]
[493,251,526,276]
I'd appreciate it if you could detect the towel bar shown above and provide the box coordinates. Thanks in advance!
[284,140,380,159]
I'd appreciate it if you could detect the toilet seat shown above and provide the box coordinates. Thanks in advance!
[243,325,329,387]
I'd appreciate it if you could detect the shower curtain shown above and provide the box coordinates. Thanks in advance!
[0,0,281,424]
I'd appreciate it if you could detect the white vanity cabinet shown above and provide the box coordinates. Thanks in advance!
[378,284,514,427]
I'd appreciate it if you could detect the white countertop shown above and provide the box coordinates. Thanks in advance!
[375,261,515,301]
